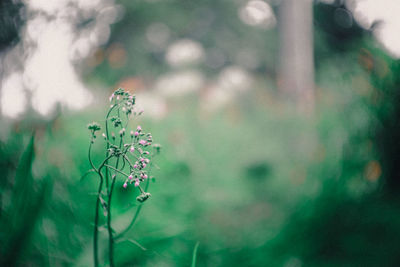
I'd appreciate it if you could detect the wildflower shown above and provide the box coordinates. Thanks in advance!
[109,93,114,101]
[130,130,134,137]
[139,140,147,146]
[88,122,101,132]
[142,163,147,168]
[130,146,135,152]
[134,131,139,137]
[133,164,138,168]
[128,174,133,180]
[134,179,140,187]
[136,192,151,202]
[102,133,107,139]
[123,182,128,188]
[143,174,148,179]
[137,125,142,131]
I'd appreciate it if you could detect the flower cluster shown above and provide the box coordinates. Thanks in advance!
[88,87,160,202]
[120,125,153,191]
[88,87,162,266]
[109,87,136,115]
[87,122,101,139]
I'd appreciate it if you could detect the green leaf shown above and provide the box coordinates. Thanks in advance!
[2,135,50,266]
[191,242,200,267]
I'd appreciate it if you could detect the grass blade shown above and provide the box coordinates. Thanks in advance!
[191,241,200,267]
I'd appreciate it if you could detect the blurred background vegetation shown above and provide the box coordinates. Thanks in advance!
[1,0,400,266]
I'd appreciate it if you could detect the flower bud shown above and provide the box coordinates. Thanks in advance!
[130,146,135,152]
[139,140,146,146]
[123,182,128,188]
[136,192,151,202]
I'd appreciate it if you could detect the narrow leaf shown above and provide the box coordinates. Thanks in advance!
[191,242,200,267]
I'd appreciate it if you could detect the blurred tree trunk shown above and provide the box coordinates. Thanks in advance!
[278,0,315,114]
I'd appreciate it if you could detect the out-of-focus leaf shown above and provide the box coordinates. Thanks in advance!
[191,242,199,267]
[0,135,50,266]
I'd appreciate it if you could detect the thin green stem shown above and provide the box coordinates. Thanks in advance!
[115,179,150,240]
[89,140,101,267]
[98,154,115,172]
[104,103,118,195]
[93,173,103,267]
[107,127,124,267]
[122,154,135,169]
[191,242,200,267]
[107,176,116,267]
[115,152,158,240]
[104,165,129,177]
[91,153,113,267]
[88,141,98,172]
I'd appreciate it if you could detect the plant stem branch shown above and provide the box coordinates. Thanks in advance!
[93,173,103,267]
[114,179,150,240]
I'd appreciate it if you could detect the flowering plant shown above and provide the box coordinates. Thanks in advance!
[87,88,160,266]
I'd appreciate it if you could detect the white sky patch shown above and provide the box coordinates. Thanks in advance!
[239,0,276,29]
[201,66,253,112]
[165,39,204,67]
[134,93,168,120]
[28,0,103,14]
[155,70,205,97]
[0,0,121,118]
[0,73,26,118]
[347,0,400,58]
[28,0,70,14]
[218,66,253,92]
[25,21,92,115]
[201,84,235,112]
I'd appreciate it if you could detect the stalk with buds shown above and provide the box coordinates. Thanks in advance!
[87,88,161,266]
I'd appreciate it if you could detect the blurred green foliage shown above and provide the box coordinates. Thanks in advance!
[2,1,400,266]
